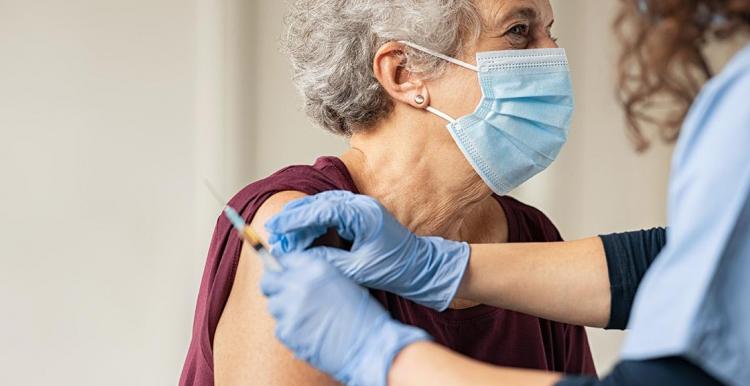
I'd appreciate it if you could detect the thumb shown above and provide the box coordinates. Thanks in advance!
[268,225,328,255]
[260,269,285,297]
[303,246,357,274]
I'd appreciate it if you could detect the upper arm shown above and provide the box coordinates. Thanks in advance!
[600,228,667,330]
[213,191,341,386]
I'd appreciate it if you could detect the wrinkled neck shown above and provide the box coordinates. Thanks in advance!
[341,110,491,239]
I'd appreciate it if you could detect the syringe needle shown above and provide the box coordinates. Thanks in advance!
[201,178,283,272]
[202,179,228,208]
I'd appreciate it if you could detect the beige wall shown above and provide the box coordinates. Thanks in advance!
[1,1,686,385]
[251,2,349,179]
[0,1,200,385]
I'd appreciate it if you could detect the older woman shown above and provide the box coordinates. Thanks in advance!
[259,0,750,386]
[179,1,594,385]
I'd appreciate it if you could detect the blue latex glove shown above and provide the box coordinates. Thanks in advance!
[261,248,430,386]
[265,190,470,311]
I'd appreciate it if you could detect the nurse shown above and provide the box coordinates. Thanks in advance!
[260,1,750,386]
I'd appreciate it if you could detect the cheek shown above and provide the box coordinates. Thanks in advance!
[469,82,483,108]
[455,72,483,115]
[430,69,482,117]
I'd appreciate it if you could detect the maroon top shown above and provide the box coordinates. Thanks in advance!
[179,156,596,385]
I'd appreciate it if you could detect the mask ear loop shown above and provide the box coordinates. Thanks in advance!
[398,41,479,72]
[399,40,477,123]
[426,106,456,123]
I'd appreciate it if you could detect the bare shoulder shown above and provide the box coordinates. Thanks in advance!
[213,190,340,386]
[250,190,309,244]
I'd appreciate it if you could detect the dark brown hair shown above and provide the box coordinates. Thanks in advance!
[615,0,750,151]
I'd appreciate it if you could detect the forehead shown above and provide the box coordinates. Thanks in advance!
[476,0,554,25]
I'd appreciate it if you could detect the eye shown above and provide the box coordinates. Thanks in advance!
[507,24,530,36]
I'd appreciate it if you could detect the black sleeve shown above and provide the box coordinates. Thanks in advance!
[555,357,724,386]
[599,227,667,330]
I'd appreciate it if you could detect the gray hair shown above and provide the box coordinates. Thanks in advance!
[283,0,482,136]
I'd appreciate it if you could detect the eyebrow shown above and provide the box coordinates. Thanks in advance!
[496,6,538,26]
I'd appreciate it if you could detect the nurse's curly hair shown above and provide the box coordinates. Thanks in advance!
[615,0,750,151]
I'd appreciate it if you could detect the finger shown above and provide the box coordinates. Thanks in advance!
[331,205,358,241]
[271,250,328,279]
[265,191,362,232]
[272,203,361,245]
[266,294,286,319]
[275,300,304,345]
[265,200,345,233]
[260,270,284,297]
[268,226,328,255]
[276,249,325,271]
[291,247,366,288]
[314,190,357,201]
[280,194,317,211]
[274,324,298,354]
[303,246,354,270]
[276,191,354,218]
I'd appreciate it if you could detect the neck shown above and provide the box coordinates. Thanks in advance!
[340,108,492,239]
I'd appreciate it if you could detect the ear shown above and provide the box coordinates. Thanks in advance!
[372,41,430,110]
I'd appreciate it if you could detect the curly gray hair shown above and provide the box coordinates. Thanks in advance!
[283,0,482,136]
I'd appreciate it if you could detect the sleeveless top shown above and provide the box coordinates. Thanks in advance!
[179,156,596,385]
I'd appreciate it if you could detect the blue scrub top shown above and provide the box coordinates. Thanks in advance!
[621,44,750,386]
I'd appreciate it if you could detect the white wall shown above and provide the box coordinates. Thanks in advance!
[0,1,687,385]
[0,1,200,384]
[0,1,343,384]
[251,1,349,179]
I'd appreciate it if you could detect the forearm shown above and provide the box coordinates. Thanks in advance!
[389,341,561,386]
[457,237,611,328]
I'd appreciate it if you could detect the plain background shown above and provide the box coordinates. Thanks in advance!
[5,0,737,384]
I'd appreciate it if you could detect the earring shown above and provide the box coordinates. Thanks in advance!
[414,95,425,105]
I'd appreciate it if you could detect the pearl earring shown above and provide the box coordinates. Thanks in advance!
[414,95,425,105]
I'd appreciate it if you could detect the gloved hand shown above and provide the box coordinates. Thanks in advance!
[261,248,430,386]
[265,190,470,311]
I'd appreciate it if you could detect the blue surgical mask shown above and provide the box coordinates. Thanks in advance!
[401,41,574,195]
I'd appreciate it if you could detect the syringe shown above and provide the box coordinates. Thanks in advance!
[203,180,283,272]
